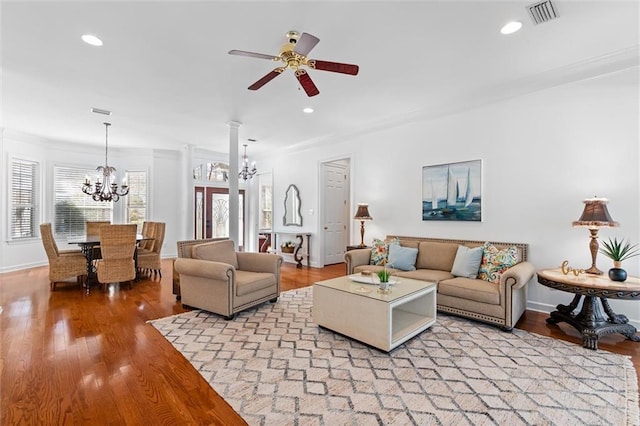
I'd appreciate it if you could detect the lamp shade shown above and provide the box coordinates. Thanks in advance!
[572,197,619,229]
[354,203,372,220]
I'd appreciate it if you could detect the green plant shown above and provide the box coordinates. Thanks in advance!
[377,269,392,283]
[599,237,640,262]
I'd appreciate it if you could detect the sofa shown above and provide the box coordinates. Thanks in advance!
[344,236,536,331]
[174,240,283,319]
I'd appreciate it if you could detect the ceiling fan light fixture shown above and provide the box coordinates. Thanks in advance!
[81,34,103,46]
[500,21,523,35]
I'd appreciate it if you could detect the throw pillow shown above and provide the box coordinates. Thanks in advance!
[388,244,418,271]
[451,245,484,278]
[369,237,400,266]
[477,242,519,284]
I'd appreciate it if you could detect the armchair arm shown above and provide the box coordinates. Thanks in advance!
[174,258,234,281]
[236,252,283,274]
[344,248,371,275]
[500,261,536,291]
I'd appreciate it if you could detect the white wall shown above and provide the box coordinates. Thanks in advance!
[257,67,640,324]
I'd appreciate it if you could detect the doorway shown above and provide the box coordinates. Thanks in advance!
[194,186,245,250]
[320,159,350,265]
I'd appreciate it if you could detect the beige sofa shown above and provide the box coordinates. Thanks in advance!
[344,236,536,331]
[174,240,283,320]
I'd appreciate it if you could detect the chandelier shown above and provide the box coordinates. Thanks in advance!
[82,122,129,202]
[238,143,257,180]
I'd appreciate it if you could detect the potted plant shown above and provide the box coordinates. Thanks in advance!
[377,268,392,294]
[281,241,295,253]
[599,237,639,282]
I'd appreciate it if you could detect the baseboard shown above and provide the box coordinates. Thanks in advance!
[0,260,47,274]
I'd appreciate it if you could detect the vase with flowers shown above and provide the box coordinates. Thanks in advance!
[599,237,639,282]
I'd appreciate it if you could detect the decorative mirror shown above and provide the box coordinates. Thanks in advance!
[283,184,302,226]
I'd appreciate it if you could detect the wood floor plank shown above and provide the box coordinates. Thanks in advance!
[2,259,638,424]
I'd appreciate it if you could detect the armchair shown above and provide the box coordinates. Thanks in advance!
[174,240,283,320]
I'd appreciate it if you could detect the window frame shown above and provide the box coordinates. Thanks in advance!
[124,169,148,232]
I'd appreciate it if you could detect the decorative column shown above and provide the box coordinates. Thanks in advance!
[228,121,241,247]
[182,144,195,239]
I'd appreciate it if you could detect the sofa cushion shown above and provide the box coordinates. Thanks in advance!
[369,237,399,266]
[394,269,454,283]
[388,244,418,271]
[415,241,459,271]
[235,270,276,296]
[192,240,239,269]
[478,242,519,284]
[451,245,483,278]
[438,277,500,305]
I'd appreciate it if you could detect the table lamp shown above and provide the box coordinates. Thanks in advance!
[354,203,372,248]
[572,197,618,275]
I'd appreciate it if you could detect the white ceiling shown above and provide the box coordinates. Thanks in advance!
[2,1,638,157]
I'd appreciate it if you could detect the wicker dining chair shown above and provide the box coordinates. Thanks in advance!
[40,223,87,290]
[86,220,110,260]
[137,222,165,278]
[137,221,156,253]
[96,224,137,291]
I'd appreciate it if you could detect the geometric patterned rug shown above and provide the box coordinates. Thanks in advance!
[149,287,639,426]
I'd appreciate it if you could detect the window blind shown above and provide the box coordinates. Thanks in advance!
[54,166,112,238]
[10,159,38,239]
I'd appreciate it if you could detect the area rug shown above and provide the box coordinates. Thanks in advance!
[149,287,639,425]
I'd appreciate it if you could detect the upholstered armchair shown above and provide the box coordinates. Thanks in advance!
[172,237,228,300]
[174,240,283,320]
[40,223,87,290]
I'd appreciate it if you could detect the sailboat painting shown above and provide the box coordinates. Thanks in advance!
[422,159,482,221]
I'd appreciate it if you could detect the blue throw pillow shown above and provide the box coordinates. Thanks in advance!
[387,244,418,271]
[451,245,484,278]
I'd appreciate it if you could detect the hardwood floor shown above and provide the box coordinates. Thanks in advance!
[2,260,638,424]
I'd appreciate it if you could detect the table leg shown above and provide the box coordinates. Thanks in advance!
[546,295,640,350]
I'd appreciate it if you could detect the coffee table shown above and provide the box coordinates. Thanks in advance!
[313,275,436,352]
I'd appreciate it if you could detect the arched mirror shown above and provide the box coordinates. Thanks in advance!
[283,184,302,226]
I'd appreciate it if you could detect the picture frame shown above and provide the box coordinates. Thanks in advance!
[422,159,482,221]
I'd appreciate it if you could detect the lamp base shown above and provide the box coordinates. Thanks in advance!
[584,266,603,275]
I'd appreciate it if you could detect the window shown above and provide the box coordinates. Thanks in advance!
[54,166,112,238]
[10,158,38,239]
[125,171,147,232]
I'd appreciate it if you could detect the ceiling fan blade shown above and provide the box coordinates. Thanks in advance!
[295,69,319,97]
[228,50,279,61]
[293,32,320,56]
[248,68,285,90]
[308,60,359,76]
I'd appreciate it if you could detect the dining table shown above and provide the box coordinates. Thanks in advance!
[67,234,152,286]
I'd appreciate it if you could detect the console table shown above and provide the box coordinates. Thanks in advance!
[537,268,640,350]
[273,232,311,268]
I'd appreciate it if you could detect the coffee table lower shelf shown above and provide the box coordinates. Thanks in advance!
[313,277,436,352]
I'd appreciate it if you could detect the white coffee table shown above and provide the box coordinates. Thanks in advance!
[313,275,436,352]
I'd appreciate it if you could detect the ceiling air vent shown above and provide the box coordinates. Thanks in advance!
[527,0,558,25]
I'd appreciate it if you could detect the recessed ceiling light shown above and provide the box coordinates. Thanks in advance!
[500,21,523,35]
[303,107,314,114]
[82,34,103,46]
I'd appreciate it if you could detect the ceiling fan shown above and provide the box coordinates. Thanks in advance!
[228,30,359,97]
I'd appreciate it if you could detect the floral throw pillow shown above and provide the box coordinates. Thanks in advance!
[370,237,400,266]
[477,242,519,284]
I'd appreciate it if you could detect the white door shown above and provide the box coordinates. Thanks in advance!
[322,161,349,265]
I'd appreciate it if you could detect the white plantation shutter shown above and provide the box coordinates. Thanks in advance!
[53,166,112,237]
[125,171,147,232]
[10,159,38,239]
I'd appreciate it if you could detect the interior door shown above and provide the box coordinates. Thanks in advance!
[322,161,349,265]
